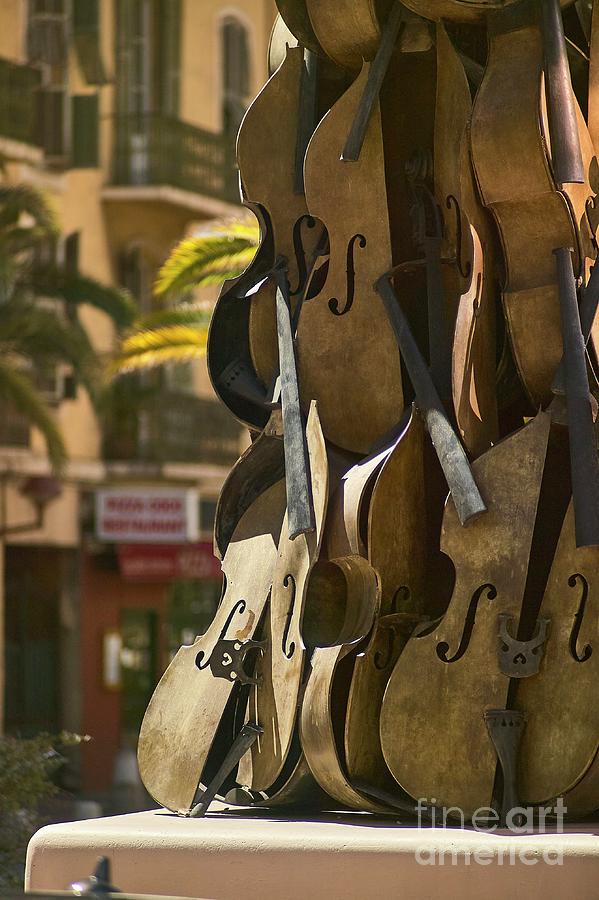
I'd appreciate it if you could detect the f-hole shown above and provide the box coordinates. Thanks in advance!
[569,573,593,663]
[282,574,297,659]
[391,585,411,613]
[195,598,247,670]
[436,583,496,663]
[289,215,317,296]
[328,233,366,316]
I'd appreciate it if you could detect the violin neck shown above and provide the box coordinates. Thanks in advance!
[554,248,599,548]
[540,0,585,186]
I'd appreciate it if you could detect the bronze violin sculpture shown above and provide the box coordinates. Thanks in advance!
[137,0,599,827]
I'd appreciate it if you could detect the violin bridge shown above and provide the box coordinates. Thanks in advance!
[497,614,550,678]
[209,637,268,686]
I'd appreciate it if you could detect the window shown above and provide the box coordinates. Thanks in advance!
[114,0,181,118]
[27,0,68,161]
[71,94,99,167]
[221,17,251,138]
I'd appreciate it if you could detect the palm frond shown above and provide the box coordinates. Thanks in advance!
[0,359,67,471]
[154,223,259,298]
[0,185,59,236]
[133,303,213,330]
[0,302,100,400]
[111,324,208,375]
[30,266,137,328]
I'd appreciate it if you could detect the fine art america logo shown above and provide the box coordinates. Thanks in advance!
[414,798,567,866]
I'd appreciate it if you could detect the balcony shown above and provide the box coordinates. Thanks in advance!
[0,57,42,151]
[0,403,31,450]
[103,391,242,469]
[105,113,240,217]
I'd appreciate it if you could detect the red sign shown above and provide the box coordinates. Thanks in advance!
[117,543,222,582]
[96,488,198,544]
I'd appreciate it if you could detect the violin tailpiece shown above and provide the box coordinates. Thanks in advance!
[484,709,527,828]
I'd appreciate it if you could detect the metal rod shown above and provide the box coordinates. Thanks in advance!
[376,274,487,526]
[294,49,319,195]
[541,0,585,185]
[552,260,599,395]
[190,723,263,818]
[554,247,599,547]
[274,259,315,538]
[342,2,404,162]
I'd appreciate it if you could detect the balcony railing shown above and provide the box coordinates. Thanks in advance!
[0,57,42,146]
[111,113,239,204]
[0,404,31,449]
[103,391,242,467]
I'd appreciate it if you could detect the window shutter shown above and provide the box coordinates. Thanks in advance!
[73,0,98,32]
[73,0,107,85]
[71,94,99,167]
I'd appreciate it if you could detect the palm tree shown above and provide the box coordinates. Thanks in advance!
[0,184,136,470]
[112,216,259,375]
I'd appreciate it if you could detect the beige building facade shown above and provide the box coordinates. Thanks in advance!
[0,0,276,800]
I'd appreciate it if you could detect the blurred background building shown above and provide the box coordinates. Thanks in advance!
[0,0,276,807]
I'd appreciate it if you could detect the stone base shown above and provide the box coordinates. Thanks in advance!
[25,805,599,899]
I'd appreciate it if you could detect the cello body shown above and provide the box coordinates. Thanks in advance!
[516,500,599,813]
[470,1,597,406]
[380,413,551,816]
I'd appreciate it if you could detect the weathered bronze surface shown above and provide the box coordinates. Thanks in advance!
[237,47,322,389]
[213,412,284,561]
[433,24,499,457]
[470,5,573,406]
[137,479,287,814]
[237,401,329,792]
[306,0,395,71]
[402,0,574,23]
[376,274,486,525]
[380,413,550,816]
[343,408,428,793]
[516,500,599,809]
[276,0,323,57]
[300,555,389,812]
[297,63,404,453]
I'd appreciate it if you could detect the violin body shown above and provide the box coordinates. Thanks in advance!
[307,0,394,70]
[470,2,596,406]
[343,409,428,794]
[237,47,323,390]
[275,0,322,57]
[299,554,389,812]
[297,63,404,453]
[380,413,550,815]
[516,500,599,811]
[137,478,287,814]
[206,211,272,431]
[237,402,329,792]
[434,24,499,456]
[402,0,574,24]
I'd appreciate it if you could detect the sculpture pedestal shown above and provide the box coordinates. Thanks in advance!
[26,805,599,899]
